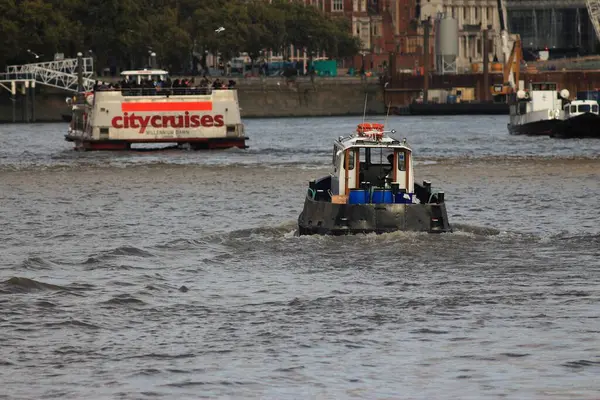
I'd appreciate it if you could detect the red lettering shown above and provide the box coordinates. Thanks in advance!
[163,116,175,128]
[111,113,226,132]
[173,116,184,128]
[111,116,123,129]
[138,116,151,133]
[213,115,224,127]
[150,115,161,128]
[201,115,214,127]
[190,115,200,128]
[130,115,140,129]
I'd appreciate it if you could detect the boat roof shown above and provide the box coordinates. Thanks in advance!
[121,69,169,76]
[570,99,597,104]
[336,123,412,151]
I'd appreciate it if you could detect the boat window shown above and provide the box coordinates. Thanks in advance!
[571,105,577,113]
[593,105,599,113]
[564,106,569,117]
[578,104,591,113]
[370,147,393,166]
[347,150,355,170]
[519,102,527,114]
[398,151,406,171]
[332,146,337,165]
[359,147,368,164]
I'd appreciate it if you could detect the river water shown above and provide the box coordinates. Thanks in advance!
[1,116,599,399]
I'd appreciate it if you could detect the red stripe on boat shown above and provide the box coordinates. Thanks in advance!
[121,101,213,112]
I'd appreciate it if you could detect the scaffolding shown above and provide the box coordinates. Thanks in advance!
[1,56,94,122]
[4,57,95,92]
[586,0,600,43]
[506,1,598,55]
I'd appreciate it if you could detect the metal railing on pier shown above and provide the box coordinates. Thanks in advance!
[95,87,234,96]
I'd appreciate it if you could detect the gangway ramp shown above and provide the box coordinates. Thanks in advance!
[2,56,95,94]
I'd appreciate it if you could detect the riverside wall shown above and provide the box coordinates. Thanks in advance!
[0,77,385,123]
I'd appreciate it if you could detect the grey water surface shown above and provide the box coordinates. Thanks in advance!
[1,115,599,399]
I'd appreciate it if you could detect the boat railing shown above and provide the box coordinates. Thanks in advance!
[93,87,236,96]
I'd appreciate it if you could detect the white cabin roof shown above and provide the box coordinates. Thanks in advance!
[336,124,412,152]
[120,69,169,76]
[570,99,596,105]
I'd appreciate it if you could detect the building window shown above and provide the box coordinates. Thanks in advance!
[371,24,378,37]
[332,0,343,11]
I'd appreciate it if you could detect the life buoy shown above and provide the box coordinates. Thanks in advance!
[85,92,94,106]
[363,131,384,140]
[357,122,384,135]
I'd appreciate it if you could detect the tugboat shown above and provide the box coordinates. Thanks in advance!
[65,69,247,150]
[551,98,600,139]
[507,82,568,135]
[297,123,452,235]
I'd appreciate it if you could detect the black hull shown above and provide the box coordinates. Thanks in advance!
[508,119,560,136]
[551,113,600,138]
[407,102,509,116]
[297,197,452,235]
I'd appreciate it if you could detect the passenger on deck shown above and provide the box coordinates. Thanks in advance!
[384,154,394,185]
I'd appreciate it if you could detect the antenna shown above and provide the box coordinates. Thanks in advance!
[361,94,368,125]
[384,102,391,129]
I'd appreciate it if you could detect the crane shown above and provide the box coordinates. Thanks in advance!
[497,0,512,86]
[490,0,522,102]
[586,0,600,44]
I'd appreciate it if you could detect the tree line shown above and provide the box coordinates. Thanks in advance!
[0,0,361,73]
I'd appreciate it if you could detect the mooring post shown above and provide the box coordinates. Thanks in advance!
[423,17,430,104]
[482,28,490,102]
[24,81,29,122]
[11,81,16,123]
[31,80,36,122]
[77,52,83,93]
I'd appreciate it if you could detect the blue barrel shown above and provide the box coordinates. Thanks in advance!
[372,189,393,204]
[395,192,412,204]
[447,95,457,104]
[348,189,366,204]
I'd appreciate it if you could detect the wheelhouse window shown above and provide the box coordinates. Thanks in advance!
[347,150,355,170]
[398,151,406,171]
[571,105,577,113]
[593,105,599,113]
[578,104,591,113]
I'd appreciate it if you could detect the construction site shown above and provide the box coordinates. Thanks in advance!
[3,0,600,120]
[384,0,600,113]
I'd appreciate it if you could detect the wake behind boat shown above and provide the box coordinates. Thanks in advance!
[297,123,452,235]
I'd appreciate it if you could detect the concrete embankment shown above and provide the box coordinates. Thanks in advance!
[0,77,384,123]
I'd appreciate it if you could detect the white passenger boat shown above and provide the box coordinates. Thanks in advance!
[65,69,247,150]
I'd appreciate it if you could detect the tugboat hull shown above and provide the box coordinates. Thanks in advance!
[297,197,452,235]
[507,119,559,136]
[551,113,600,138]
